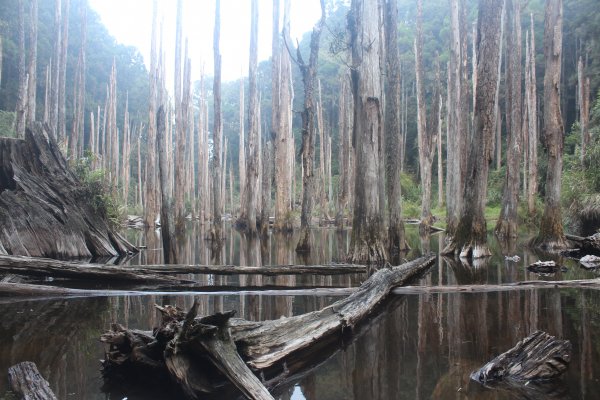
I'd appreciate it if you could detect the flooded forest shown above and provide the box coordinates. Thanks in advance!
[1,0,600,399]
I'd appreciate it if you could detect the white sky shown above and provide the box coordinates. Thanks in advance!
[88,0,323,83]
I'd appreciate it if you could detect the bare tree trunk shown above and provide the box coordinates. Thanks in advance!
[58,0,70,147]
[495,0,522,239]
[211,0,223,240]
[316,81,329,222]
[445,0,467,238]
[238,76,246,217]
[15,0,27,138]
[437,97,444,209]
[578,56,591,161]
[145,0,159,227]
[494,5,506,171]
[260,132,273,236]
[526,13,538,214]
[533,0,567,250]
[70,3,86,160]
[348,0,386,264]
[415,0,439,231]
[0,37,3,88]
[26,0,38,125]
[50,0,61,140]
[452,0,503,258]
[295,0,325,253]
[137,132,143,210]
[173,0,186,232]
[384,0,407,254]
[157,105,177,263]
[237,0,260,235]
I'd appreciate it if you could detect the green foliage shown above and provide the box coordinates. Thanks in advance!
[73,152,123,228]
[486,167,505,207]
[0,110,15,137]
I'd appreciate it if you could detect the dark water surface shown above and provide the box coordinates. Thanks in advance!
[1,224,599,399]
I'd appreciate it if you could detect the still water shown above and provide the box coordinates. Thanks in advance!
[1,224,599,399]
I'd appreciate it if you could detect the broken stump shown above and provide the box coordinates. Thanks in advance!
[8,361,58,400]
[470,330,571,384]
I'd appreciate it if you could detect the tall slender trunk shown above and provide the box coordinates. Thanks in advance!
[335,74,351,230]
[157,105,177,263]
[211,0,223,240]
[384,0,407,254]
[453,0,503,258]
[26,0,38,125]
[238,77,246,216]
[237,0,260,235]
[144,0,159,227]
[534,0,567,250]
[173,0,187,232]
[15,0,27,138]
[58,0,70,146]
[495,0,522,239]
[122,95,130,206]
[348,0,386,264]
[0,37,3,88]
[526,13,538,214]
[578,56,591,161]
[70,3,86,160]
[295,0,326,253]
[50,0,61,140]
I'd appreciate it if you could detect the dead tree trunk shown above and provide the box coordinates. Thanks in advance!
[157,106,177,263]
[101,254,436,398]
[495,0,522,239]
[211,0,224,241]
[57,0,69,146]
[348,0,386,264]
[578,55,591,162]
[533,0,567,250]
[173,0,186,233]
[451,0,503,258]
[295,1,326,253]
[384,0,407,253]
[238,76,246,217]
[26,0,38,125]
[336,73,352,230]
[237,0,260,235]
[526,13,538,215]
[15,0,27,138]
[69,3,86,160]
[144,0,159,227]
[8,362,58,400]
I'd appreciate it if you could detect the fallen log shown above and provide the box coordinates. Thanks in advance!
[0,254,193,284]
[8,361,58,400]
[101,254,436,398]
[0,254,367,277]
[0,124,135,258]
[471,330,571,384]
[566,233,600,256]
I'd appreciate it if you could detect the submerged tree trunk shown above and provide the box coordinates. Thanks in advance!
[157,106,177,263]
[533,0,567,250]
[384,0,408,254]
[495,0,522,239]
[348,0,386,264]
[237,0,260,235]
[452,0,503,258]
[295,1,325,253]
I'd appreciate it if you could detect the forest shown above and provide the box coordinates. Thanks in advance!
[1,0,600,399]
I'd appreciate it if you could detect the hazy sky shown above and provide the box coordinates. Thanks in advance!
[88,0,323,84]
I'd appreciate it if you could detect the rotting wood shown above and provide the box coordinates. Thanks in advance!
[471,330,571,384]
[566,233,600,256]
[527,260,561,274]
[101,254,436,398]
[8,361,58,400]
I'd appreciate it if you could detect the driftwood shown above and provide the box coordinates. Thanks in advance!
[566,233,600,256]
[471,331,571,384]
[527,260,561,274]
[0,124,135,258]
[8,361,58,400]
[580,254,600,269]
[101,254,436,399]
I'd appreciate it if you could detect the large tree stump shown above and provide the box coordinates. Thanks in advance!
[0,124,135,258]
[8,361,58,400]
[101,254,436,398]
[471,331,571,384]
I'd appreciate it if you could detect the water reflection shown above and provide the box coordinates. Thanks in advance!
[1,225,599,399]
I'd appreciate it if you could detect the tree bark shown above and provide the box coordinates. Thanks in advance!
[452,0,503,258]
[15,0,27,138]
[578,56,591,162]
[533,0,567,250]
[238,76,246,217]
[495,0,522,239]
[237,0,260,235]
[336,73,352,230]
[157,106,177,263]
[26,0,38,125]
[348,0,387,264]
[69,3,86,160]
[526,13,538,214]
[211,0,224,240]
[8,362,58,400]
[384,0,407,254]
[57,0,69,146]
[145,0,159,227]
[295,1,325,253]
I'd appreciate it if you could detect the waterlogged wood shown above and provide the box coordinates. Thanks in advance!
[102,254,436,397]
[566,233,600,256]
[471,331,571,383]
[8,361,58,400]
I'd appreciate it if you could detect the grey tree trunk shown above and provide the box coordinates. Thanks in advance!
[70,3,86,160]
[452,0,503,258]
[173,0,186,233]
[211,0,223,241]
[348,0,386,264]
[526,13,538,214]
[238,76,246,217]
[145,0,159,227]
[495,0,522,239]
[57,0,70,146]
[157,106,177,263]
[26,0,38,125]
[15,0,27,138]
[578,56,591,161]
[237,0,260,235]
[295,0,325,253]
[533,0,567,250]
[335,73,352,230]
[384,0,407,254]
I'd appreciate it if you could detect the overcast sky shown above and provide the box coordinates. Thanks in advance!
[88,0,323,84]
